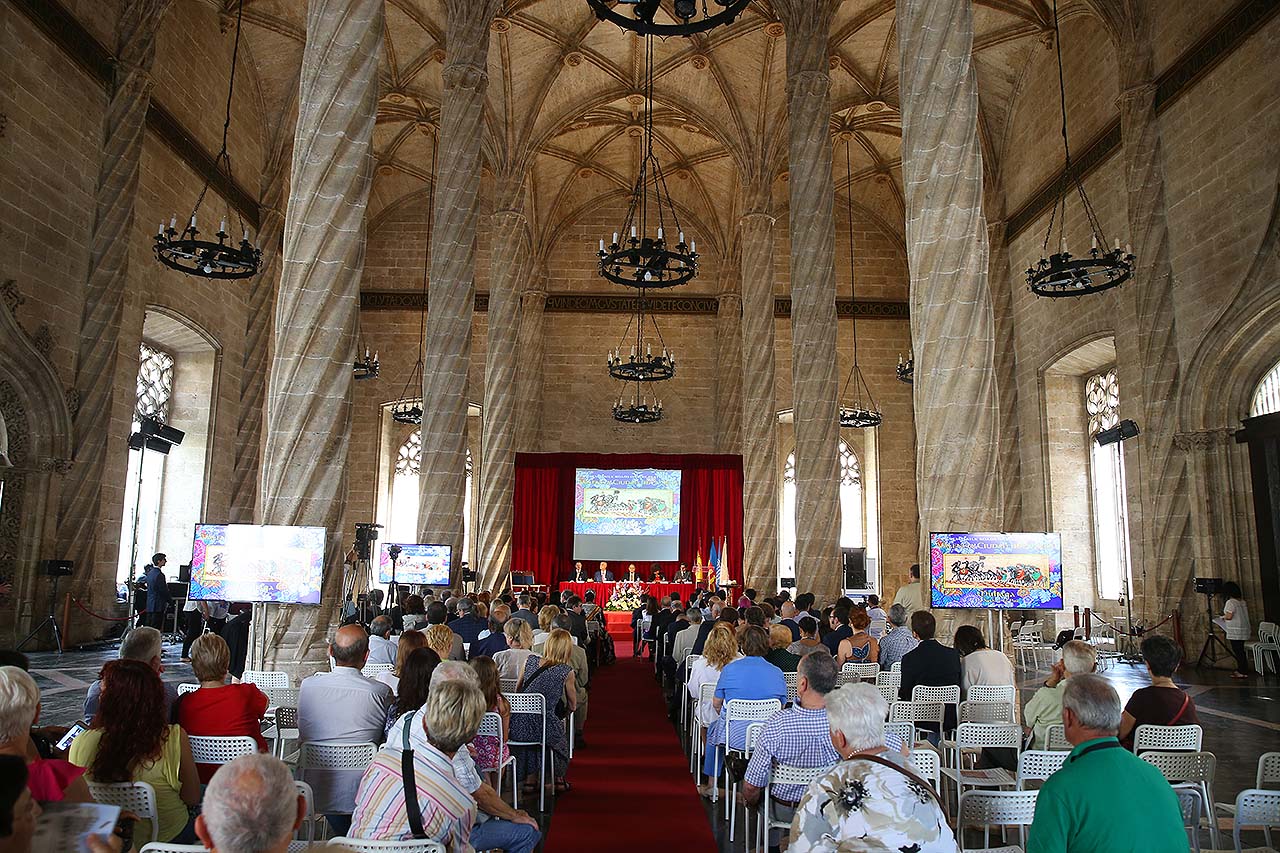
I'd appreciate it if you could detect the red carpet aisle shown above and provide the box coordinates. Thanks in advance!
[542,650,718,852]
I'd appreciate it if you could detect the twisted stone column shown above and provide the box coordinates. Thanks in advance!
[987,218,1024,532]
[418,0,502,580]
[739,207,779,591]
[897,0,1002,578]
[230,143,289,524]
[774,0,842,602]
[515,278,547,453]
[477,174,530,590]
[715,287,742,455]
[259,0,383,670]
[62,0,172,606]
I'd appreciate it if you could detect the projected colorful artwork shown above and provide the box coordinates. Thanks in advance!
[929,532,1063,610]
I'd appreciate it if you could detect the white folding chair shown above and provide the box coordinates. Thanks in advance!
[474,711,519,809]
[1172,784,1203,853]
[176,682,200,696]
[908,747,941,792]
[88,781,159,844]
[876,670,901,705]
[728,722,765,844]
[1140,750,1220,847]
[883,721,914,752]
[940,723,1020,815]
[1230,788,1280,852]
[912,684,961,735]
[692,682,716,776]
[1016,749,1068,790]
[758,763,835,850]
[958,700,1015,724]
[966,685,1016,707]
[293,780,316,843]
[242,669,291,691]
[957,789,1038,853]
[1043,723,1071,751]
[1216,752,1280,824]
[784,671,799,702]
[891,661,902,672]
[361,662,395,678]
[680,654,702,732]
[890,701,945,743]
[269,705,300,760]
[506,692,551,812]
[188,734,258,770]
[328,839,446,852]
[297,741,378,821]
[718,698,781,810]
[1133,723,1202,754]
[840,662,880,683]
[500,677,519,694]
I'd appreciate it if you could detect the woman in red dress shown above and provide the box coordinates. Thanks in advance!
[176,633,269,782]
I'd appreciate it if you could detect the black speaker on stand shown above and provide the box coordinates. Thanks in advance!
[842,547,867,592]
[17,560,73,654]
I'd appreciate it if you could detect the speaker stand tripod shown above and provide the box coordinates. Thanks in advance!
[1197,592,1233,667]
[18,574,65,655]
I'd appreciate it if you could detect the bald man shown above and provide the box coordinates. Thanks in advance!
[298,624,393,834]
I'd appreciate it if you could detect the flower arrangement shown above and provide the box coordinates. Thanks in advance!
[606,580,646,612]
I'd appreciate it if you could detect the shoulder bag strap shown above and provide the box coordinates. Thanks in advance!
[1169,692,1192,725]
[846,752,951,827]
[400,711,428,839]
[520,662,557,692]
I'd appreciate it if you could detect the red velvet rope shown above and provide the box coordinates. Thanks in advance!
[70,596,133,622]
[1087,610,1174,636]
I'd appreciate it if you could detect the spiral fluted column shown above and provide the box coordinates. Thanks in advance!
[515,276,547,454]
[897,0,1002,578]
[774,0,843,603]
[258,0,383,670]
[987,217,1024,532]
[715,286,743,455]
[418,0,503,583]
[62,0,172,607]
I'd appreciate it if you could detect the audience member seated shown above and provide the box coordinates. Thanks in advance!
[553,616,591,744]
[195,754,306,853]
[376,629,426,693]
[787,616,825,658]
[1026,675,1186,853]
[836,609,879,666]
[373,663,542,853]
[69,659,201,844]
[365,616,397,666]
[0,755,121,853]
[82,627,178,722]
[469,656,511,785]
[1117,634,1200,750]
[452,598,488,645]
[1023,640,1097,749]
[777,602,801,642]
[494,618,537,683]
[426,601,465,660]
[742,605,766,630]
[470,605,511,660]
[397,594,427,632]
[688,623,741,738]
[564,596,590,647]
[513,630,577,796]
[0,667,90,803]
[700,625,787,796]
[822,605,853,655]
[789,682,956,853]
[297,624,393,835]
[765,624,801,673]
[176,633,269,783]
[383,648,441,735]
[742,651,842,847]
[532,605,560,650]
[877,604,918,670]
[425,624,459,664]
[954,625,1015,695]
[672,607,703,666]
[689,604,723,656]
[898,611,961,735]
[510,595,538,628]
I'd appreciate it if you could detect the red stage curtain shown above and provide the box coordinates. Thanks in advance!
[511,453,744,590]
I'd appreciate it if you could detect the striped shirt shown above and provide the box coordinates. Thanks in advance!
[349,737,476,850]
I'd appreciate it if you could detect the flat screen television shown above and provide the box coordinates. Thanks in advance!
[378,543,452,586]
[188,524,326,605]
[929,531,1063,610]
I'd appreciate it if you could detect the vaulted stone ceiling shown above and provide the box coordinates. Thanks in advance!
[233,0,1057,261]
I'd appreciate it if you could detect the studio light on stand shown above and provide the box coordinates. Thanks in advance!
[124,415,184,632]
[1094,417,1144,663]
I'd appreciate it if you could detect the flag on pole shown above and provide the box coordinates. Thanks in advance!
[721,535,730,585]
[708,538,719,590]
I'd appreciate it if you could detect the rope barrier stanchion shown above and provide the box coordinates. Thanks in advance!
[69,596,134,622]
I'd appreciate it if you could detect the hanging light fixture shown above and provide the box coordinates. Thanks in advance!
[613,382,664,424]
[597,34,698,289]
[391,128,438,423]
[586,0,751,37]
[896,351,914,385]
[154,1,261,279]
[836,133,882,429]
[606,290,675,383]
[354,345,380,381]
[1026,0,1135,297]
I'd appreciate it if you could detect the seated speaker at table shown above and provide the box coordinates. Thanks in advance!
[569,561,588,582]
[593,561,614,582]
[650,564,666,582]
[623,563,641,582]
[673,563,693,583]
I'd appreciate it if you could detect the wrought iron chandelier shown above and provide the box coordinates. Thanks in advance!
[836,135,882,429]
[1026,0,1134,298]
[897,352,914,385]
[391,129,438,424]
[613,383,664,424]
[607,291,675,383]
[154,0,261,279]
[354,346,380,381]
[586,0,751,37]
[597,35,698,289]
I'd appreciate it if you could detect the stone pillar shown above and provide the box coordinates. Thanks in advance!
[715,286,742,455]
[987,217,1024,532]
[896,0,1002,580]
[259,0,383,670]
[62,0,172,607]
[418,0,502,580]
[230,141,289,524]
[477,173,530,591]
[738,204,779,592]
[515,275,547,453]
[774,0,843,602]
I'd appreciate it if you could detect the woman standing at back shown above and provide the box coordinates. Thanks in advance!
[1220,581,1252,678]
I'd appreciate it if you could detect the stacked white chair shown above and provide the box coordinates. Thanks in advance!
[505,692,551,811]
[957,789,1038,853]
[1133,723,1203,754]
[1252,622,1280,674]
[88,781,159,845]
[474,711,519,809]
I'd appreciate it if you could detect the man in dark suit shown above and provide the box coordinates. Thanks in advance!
[564,595,589,647]
[137,553,172,630]
[898,610,962,734]
[569,561,588,582]
[822,604,853,654]
[623,563,641,582]
[468,604,510,659]
[510,593,538,628]
[450,597,488,644]
[593,561,614,582]
[672,563,693,583]
[778,601,801,642]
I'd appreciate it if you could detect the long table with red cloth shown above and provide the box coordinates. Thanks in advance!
[559,581,698,605]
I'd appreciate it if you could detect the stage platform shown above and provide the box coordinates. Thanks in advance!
[604,611,632,644]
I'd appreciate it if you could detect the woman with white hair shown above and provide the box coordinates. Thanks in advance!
[0,666,92,804]
[789,683,958,853]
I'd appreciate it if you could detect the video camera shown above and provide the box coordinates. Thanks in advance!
[353,523,382,562]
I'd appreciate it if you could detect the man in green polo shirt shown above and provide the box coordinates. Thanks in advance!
[1027,674,1187,853]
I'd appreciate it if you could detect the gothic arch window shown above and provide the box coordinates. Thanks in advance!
[388,430,471,565]
[1086,368,1131,600]
[778,439,863,581]
[118,341,176,583]
[1251,359,1280,417]
[134,343,175,428]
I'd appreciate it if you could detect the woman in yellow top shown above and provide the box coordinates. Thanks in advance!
[69,659,200,844]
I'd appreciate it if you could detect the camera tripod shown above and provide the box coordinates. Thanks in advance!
[18,573,64,655]
[1197,591,1234,667]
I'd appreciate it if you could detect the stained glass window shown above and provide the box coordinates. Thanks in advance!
[1085,369,1120,437]
[134,342,175,428]
[1086,368,1131,599]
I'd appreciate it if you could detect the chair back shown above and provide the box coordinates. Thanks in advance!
[769,763,834,791]
[841,662,880,681]
[500,677,519,694]
[889,701,944,727]
[88,781,159,843]
[869,619,887,638]
[1043,723,1071,751]
[911,684,960,706]
[505,691,548,741]
[298,741,378,772]
[1233,788,1280,851]
[361,663,395,677]
[724,698,781,746]
[275,705,299,730]
[176,682,200,696]
[188,735,258,766]
[293,780,315,843]
[966,684,1015,706]
[139,845,206,852]
[745,722,765,756]
[1140,750,1216,786]
[474,712,510,773]
[956,722,1022,751]
[1133,723,1202,754]
[958,790,1039,852]
[907,748,940,792]
[784,671,799,702]
[1172,784,1203,853]
[890,661,902,671]
[876,670,901,689]
[877,682,899,705]
[1257,752,1280,788]
[883,721,914,750]
[243,670,290,691]
[327,839,447,852]
[1016,750,1068,789]
[265,687,300,709]
[958,700,1014,724]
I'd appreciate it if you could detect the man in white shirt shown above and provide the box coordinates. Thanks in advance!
[365,616,397,666]
[892,564,926,617]
[298,624,393,835]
